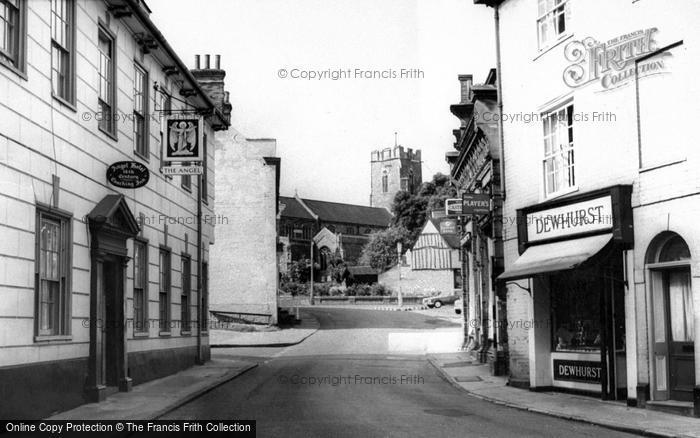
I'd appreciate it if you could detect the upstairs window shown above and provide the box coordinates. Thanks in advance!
[537,0,570,50]
[0,0,25,72]
[382,174,388,193]
[542,103,575,197]
[133,64,148,158]
[98,27,116,137]
[51,0,74,103]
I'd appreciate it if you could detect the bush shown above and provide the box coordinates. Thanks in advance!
[313,282,333,297]
[370,283,391,296]
[281,281,307,296]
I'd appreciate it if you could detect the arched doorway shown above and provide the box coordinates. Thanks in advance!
[646,232,695,402]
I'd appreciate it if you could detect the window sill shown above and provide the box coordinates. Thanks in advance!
[534,33,574,62]
[639,158,686,173]
[34,335,72,343]
[181,185,192,193]
[0,59,27,80]
[52,94,77,112]
[158,331,171,337]
[99,126,119,142]
[133,332,150,338]
[181,330,191,336]
[134,149,150,163]
[543,185,579,202]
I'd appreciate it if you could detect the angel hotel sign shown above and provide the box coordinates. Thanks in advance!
[526,196,613,243]
[163,116,204,162]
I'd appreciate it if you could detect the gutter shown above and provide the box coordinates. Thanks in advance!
[122,0,230,128]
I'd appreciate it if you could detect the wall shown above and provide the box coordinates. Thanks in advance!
[210,133,278,323]
[0,0,218,417]
[497,0,700,395]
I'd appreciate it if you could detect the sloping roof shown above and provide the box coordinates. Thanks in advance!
[301,198,392,226]
[280,196,393,227]
[279,197,315,220]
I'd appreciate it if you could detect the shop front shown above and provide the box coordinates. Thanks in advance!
[499,185,633,399]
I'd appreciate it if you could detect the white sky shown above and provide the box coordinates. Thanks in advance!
[149,0,495,205]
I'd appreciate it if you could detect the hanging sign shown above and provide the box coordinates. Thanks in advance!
[462,193,491,215]
[164,115,204,163]
[106,161,149,188]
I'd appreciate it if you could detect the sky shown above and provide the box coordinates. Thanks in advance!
[149,0,495,206]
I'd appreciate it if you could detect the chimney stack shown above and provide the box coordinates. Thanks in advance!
[458,74,473,104]
[191,54,231,125]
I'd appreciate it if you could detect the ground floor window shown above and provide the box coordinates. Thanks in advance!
[551,272,601,352]
[35,206,72,337]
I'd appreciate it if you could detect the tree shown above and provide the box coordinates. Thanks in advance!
[390,172,458,245]
[358,226,412,272]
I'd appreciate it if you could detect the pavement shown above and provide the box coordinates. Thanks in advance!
[429,351,700,438]
[209,312,320,347]
[47,357,257,421]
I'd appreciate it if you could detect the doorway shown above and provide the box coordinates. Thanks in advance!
[98,258,123,390]
[648,233,695,402]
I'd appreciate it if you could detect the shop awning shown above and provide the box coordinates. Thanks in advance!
[498,234,613,282]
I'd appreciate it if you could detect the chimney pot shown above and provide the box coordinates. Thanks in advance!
[215,54,221,69]
[205,54,211,69]
[195,54,200,69]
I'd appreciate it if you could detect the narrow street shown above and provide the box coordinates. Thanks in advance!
[163,308,638,438]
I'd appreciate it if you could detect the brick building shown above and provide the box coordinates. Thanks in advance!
[370,146,422,211]
[278,195,392,272]
[476,0,700,416]
[210,134,280,324]
[445,69,506,372]
[0,0,230,418]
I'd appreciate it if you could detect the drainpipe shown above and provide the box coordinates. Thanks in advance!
[196,171,203,364]
[494,4,506,200]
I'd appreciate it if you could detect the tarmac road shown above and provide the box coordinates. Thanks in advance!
[163,307,638,438]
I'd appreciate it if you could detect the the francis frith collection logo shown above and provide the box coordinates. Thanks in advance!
[563,28,667,91]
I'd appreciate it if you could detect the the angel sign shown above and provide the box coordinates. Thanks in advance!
[164,116,204,162]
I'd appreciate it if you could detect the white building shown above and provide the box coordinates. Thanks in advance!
[476,0,700,416]
[380,218,462,297]
[210,134,280,324]
[0,0,230,418]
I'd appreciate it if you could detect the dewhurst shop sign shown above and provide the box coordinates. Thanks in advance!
[553,360,602,384]
[563,28,665,90]
[526,195,613,243]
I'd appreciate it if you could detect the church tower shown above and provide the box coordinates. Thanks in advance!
[370,146,422,211]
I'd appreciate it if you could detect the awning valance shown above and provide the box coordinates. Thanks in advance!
[498,234,613,282]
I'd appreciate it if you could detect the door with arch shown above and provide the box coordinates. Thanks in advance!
[647,233,695,401]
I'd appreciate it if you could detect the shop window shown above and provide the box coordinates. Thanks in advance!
[453,269,463,289]
[551,272,601,352]
[542,103,575,198]
[537,0,570,50]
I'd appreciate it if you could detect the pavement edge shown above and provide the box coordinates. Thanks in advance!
[426,357,682,438]
[149,363,258,420]
[210,312,321,349]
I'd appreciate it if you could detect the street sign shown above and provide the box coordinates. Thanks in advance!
[161,165,203,175]
[462,193,491,215]
[106,161,149,188]
[440,219,458,235]
[164,115,204,163]
[445,198,463,216]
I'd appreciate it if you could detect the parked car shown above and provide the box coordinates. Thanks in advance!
[454,297,463,314]
[422,293,460,308]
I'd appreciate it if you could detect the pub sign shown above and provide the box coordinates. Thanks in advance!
[164,115,204,163]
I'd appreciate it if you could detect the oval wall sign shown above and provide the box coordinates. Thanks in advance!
[106,161,150,189]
